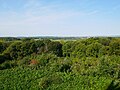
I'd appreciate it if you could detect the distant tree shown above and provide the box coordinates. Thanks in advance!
[3,42,21,60]
[3,42,19,60]
[20,41,33,57]
[47,41,63,57]
[109,39,120,55]
[62,41,73,57]
[86,42,103,57]
[99,46,110,56]
[81,37,98,45]
[21,38,32,42]
[98,37,111,46]
[35,40,45,54]
[72,43,86,58]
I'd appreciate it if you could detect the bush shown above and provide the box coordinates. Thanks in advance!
[17,56,31,66]
[106,80,120,90]
[39,74,63,89]
[39,77,51,89]
[98,56,118,77]
[0,61,15,70]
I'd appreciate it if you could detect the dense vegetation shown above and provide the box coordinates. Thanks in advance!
[0,37,120,90]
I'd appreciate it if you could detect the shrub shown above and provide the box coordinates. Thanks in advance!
[39,74,63,89]
[98,56,118,77]
[30,59,39,65]
[59,57,72,72]
[39,77,52,89]
[106,80,120,90]
[0,60,18,70]
[17,56,31,66]
[60,64,71,72]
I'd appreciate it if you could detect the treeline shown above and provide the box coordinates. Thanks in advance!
[63,37,120,58]
[0,36,81,40]
[0,37,120,64]
[0,39,62,64]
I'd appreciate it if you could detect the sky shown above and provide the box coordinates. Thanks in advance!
[0,0,120,37]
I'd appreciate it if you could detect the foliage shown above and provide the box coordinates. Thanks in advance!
[0,54,6,64]
[47,41,63,57]
[109,39,120,55]
[86,42,103,57]
[72,43,86,58]
[0,60,17,70]
[0,37,120,90]
[106,80,120,90]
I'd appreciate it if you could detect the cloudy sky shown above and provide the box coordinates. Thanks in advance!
[0,0,120,37]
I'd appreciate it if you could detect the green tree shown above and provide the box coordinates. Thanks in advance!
[47,41,63,57]
[81,37,98,45]
[72,43,86,58]
[3,42,21,60]
[62,41,74,57]
[99,46,110,56]
[86,42,103,57]
[98,37,110,46]
[109,39,120,55]
[34,40,45,54]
